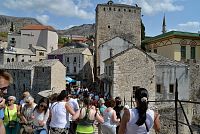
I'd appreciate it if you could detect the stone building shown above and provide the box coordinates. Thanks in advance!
[0,44,47,64]
[95,0,141,76]
[8,24,58,53]
[149,53,193,134]
[143,31,200,61]
[149,53,190,101]
[0,59,66,101]
[103,44,195,133]
[99,36,134,76]
[48,46,93,86]
[103,47,156,102]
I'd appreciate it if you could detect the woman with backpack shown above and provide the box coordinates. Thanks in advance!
[119,88,160,134]
[73,97,104,134]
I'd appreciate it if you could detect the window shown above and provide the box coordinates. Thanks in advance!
[103,7,105,11]
[118,9,120,11]
[42,68,45,72]
[109,7,111,11]
[120,21,122,24]
[191,47,196,59]
[154,49,157,53]
[109,66,111,76]
[29,60,32,62]
[67,57,69,62]
[105,66,108,74]
[13,73,15,76]
[24,73,25,77]
[39,52,44,56]
[39,59,43,61]
[169,84,174,93]
[124,9,126,12]
[74,57,77,62]
[74,67,76,73]
[11,58,14,62]
[134,10,136,13]
[21,59,24,62]
[181,46,186,59]
[129,9,131,12]
[156,84,161,93]
[67,66,69,73]
[114,8,116,11]
[7,58,10,62]
[108,25,110,28]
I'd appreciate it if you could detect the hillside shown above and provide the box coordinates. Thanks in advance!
[0,15,41,32]
[57,24,95,36]
[0,15,95,38]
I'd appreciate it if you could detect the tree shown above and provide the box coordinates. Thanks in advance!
[10,22,14,32]
[141,19,146,51]
[141,20,145,41]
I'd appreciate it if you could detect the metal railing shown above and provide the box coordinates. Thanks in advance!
[123,79,200,134]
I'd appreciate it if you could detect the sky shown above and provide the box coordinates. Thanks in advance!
[0,0,199,36]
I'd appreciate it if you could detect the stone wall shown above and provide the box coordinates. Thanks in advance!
[189,60,200,132]
[106,47,156,103]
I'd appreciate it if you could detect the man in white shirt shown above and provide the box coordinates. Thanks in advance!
[68,94,79,134]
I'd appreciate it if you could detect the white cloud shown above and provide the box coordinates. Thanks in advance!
[3,0,94,20]
[118,0,184,15]
[77,0,93,8]
[176,21,200,32]
[36,15,49,24]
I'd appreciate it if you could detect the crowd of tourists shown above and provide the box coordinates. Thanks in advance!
[0,69,160,134]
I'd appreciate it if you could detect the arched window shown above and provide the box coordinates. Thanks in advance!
[11,58,14,62]
[7,58,10,62]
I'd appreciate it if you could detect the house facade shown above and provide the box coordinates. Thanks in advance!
[103,47,156,102]
[0,45,47,64]
[0,59,66,101]
[48,47,93,85]
[144,31,200,61]
[8,24,58,54]
[148,53,190,101]
[99,37,134,75]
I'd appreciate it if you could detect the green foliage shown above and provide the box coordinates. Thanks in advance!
[0,32,8,38]
[141,19,146,51]
[58,37,71,44]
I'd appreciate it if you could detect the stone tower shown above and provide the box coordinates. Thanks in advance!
[95,0,141,75]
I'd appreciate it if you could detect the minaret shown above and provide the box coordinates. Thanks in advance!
[162,14,166,34]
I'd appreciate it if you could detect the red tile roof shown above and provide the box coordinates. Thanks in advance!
[21,24,55,31]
